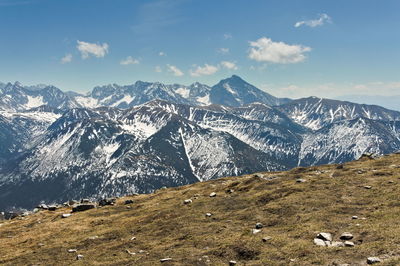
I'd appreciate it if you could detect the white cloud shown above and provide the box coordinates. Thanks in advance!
[218,48,230,54]
[190,64,219,77]
[159,51,166,56]
[295,13,332,28]
[76,40,109,59]
[61,54,72,64]
[223,33,232,40]
[220,61,238,70]
[155,65,162,72]
[120,56,140,65]
[166,64,184,76]
[248,37,311,64]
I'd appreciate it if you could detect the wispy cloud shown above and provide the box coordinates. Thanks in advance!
[223,33,232,40]
[120,56,139,65]
[61,54,72,64]
[220,61,238,70]
[248,37,311,64]
[190,64,219,77]
[218,48,230,54]
[295,13,332,28]
[159,51,166,56]
[167,64,184,76]
[76,41,109,59]
[155,66,162,73]
[132,0,186,34]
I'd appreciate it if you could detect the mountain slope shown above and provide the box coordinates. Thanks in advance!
[278,96,400,130]
[1,154,399,265]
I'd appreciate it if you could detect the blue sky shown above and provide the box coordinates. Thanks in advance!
[0,0,399,98]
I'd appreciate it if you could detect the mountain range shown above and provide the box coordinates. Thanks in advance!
[1,75,400,210]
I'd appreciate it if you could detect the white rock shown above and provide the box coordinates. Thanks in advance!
[364,185,372,189]
[331,241,345,247]
[126,249,136,255]
[367,257,381,264]
[313,238,327,246]
[262,236,272,242]
[76,254,84,260]
[317,232,332,242]
[160,258,172,262]
[205,213,212,217]
[255,223,263,229]
[340,232,354,240]
[344,241,355,247]
[352,216,358,219]
[209,192,217,197]
[229,261,237,265]
[68,249,77,253]
[61,213,72,218]
[252,229,262,234]
[183,199,192,204]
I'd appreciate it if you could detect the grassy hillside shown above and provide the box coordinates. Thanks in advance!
[1,154,400,265]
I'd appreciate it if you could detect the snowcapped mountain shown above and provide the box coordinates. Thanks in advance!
[210,75,290,107]
[74,75,290,109]
[278,96,400,130]
[0,82,80,112]
[1,76,400,210]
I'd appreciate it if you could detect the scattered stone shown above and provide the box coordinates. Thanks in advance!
[331,241,345,247]
[205,213,212,217]
[88,235,99,240]
[72,204,96,212]
[388,180,394,184]
[226,189,235,194]
[69,200,79,205]
[252,229,262,234]
[262,236,272,242]
[98,198,116,207]
[81,199,90,203]
[126,206,131,209]
[38,243,45,247]
[68,249,77,253]
[125,200,134,204]
[296,178,306,183]
[209,192,217,197]
[340,232,353,240]
[183,199,192,204]
[126,249,136,255]
[313,238,328,247]
[76,254,84,260]
[316,232,332,242]
[229,261,237,266]
[367,257,381,264]
[33,208,40,213]
[336,164,344,169]
[38,203,49,209]
[364,185,372,189]
[47,205,58,211]
[255,223,263,229]
[160,258,172,262]
[344,241,355,247]
[4,212,19,220]
[61,213,72,218]
[130,236,136,241]
[352,216,358,219]
[357,170,364,174]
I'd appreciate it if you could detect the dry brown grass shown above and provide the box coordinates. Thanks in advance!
[1,154,400,265]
